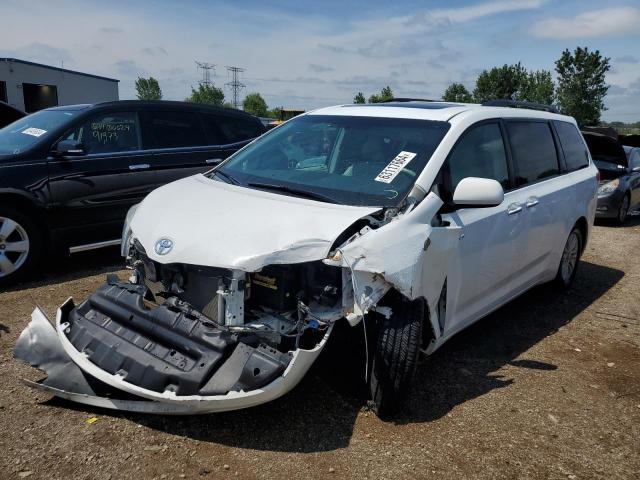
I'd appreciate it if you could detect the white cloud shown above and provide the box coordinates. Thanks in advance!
[530,7,640,39]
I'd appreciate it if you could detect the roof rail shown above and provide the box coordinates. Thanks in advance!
[481,99,558,114]
[381,98,437,103]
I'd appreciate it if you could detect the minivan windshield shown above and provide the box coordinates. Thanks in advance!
[0,110,78,155]
[213,114,449,206]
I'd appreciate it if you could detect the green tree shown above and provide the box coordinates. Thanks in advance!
[442,83,473,102]
[186,84,225,106]
[223,102,236,109]
[473,63,528,102]
[520,69,555,105]
[243,92,268,116]
[135,76,162,100]
[353,92,366,104]
[267,107,282,119]
[555,47,610,127]
[368,86,394,103]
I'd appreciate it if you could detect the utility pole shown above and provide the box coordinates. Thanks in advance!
[195,61,215,86]
[225,66,246,109]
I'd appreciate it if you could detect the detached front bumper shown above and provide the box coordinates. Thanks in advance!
[15,289,331,414]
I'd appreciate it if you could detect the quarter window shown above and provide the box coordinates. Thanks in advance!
[141,110,207,149]
[66,111,140,154]
[506,121,559,186]
[554,121,589,171]
[446,122,509,194]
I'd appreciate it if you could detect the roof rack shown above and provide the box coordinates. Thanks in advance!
[381,98,437,103]
[481,99,558,114]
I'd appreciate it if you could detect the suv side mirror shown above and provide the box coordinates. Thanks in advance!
[53,139,85,157]
[453,177,504,208]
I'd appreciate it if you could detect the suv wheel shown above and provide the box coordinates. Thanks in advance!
[617,194,630,225]
[369,294,423,419]
[0,208,42,287]
[553,226,583,290]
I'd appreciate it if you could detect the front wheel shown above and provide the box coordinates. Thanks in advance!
[616,194,630,225]
[0,207,43,287]
[553,226,583,290]
[369,294,423,419]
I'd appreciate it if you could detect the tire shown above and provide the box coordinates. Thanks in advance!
[0,207,43,287]
[616,194,630,225]
[369,294,423,419]
[553,226,583,291]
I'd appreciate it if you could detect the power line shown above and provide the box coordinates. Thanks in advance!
[195,61,215,86]
[225,66,246,109]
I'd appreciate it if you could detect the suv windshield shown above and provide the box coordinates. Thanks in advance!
[213,114,449,206]
[0,110,78,155]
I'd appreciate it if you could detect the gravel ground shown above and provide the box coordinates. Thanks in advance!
[1,217,639,479]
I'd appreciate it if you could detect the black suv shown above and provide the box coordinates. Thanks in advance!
[0,100,265,285]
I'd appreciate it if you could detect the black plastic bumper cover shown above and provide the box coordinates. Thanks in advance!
[65,281,291,396]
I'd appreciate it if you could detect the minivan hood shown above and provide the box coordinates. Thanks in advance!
[130,174,380,271]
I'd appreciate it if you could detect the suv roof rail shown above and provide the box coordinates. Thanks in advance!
[481,99,558,114]
[381,98,438,103]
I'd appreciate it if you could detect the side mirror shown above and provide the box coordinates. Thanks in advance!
[453,177,504,208]
[53,139,85,157]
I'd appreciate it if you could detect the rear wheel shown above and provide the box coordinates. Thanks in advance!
[369,294,423,419]
[0,207,43,287]
[553,226,583,290]
[617,194,630,225]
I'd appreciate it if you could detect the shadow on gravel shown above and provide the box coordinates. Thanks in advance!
[0,247,123,294]
[38,260,624,453]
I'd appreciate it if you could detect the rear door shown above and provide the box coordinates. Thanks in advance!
[437,121,528,334]
[47,109,156,244]
[504,120,566,284]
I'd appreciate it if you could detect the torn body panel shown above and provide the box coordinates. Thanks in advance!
[332,193,461,345]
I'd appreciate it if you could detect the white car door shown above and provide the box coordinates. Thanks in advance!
[504,120,567,284]
[434,121,530,337]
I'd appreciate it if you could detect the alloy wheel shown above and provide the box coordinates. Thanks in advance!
[560,231,579,284]
[0,216,30,278]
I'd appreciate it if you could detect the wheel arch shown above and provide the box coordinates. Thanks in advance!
[574,216,588,254]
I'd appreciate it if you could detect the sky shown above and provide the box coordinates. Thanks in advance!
[1,0,639,122]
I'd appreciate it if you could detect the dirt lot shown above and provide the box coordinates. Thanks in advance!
[1,217,639,479]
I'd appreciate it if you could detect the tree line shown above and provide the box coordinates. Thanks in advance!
[355,47,611,128]
[135,77,281,118]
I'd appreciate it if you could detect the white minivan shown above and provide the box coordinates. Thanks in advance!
[16,100,598,417]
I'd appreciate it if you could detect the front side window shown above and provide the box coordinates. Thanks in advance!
[65,111,140,155]
[554,121,589,171]
[141,110,207,149]
[446,122,509,195]
[506,121,559,187]
[0,109,78,155]
[214,115,450,206]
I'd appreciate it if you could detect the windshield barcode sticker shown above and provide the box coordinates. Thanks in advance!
[374,151,416,183]
[21,127,47,137]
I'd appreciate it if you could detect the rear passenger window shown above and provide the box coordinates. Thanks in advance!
[554,121,589,171]
[141,111,207,149]
[447,123,509,193]
[201,113,264,145]
[506,121,559,186]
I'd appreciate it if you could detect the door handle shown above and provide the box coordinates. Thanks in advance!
[507,203,523,215]
[129,164,150,170]
[525,197,539,208]
[205,158,223,165]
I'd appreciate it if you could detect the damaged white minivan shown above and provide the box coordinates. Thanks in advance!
[16,100,598,417]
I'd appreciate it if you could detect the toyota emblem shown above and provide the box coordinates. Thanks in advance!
[154,238,174,255]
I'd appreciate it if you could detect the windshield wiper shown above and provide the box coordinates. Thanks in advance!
[247,182,340,204]
[213,169,239,185]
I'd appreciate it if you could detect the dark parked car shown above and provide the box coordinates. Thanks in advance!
[582,131,640,224]
[0,100,265,284]
[0,101,25,128]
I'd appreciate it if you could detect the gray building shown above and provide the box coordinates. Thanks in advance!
[0,58,119,113]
